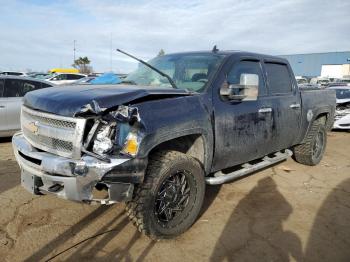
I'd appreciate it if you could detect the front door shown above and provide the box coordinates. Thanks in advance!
[212,58,274,172]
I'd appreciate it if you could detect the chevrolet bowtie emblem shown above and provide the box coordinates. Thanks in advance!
[26,121,39,134]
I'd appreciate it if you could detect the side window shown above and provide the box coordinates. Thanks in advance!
[66,74,83,80]
[22,80,43,95]
[60,74,67,80]
[227,60,266,96]
[77,74,85,79]
[42,82,52,88]
[0,79,4,97]
[3,79,25,97]
[66,74,74,80]
[265,63,293,94]
[53,74,66,81]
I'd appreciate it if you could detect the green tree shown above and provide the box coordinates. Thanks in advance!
[72,56,92,74]
[157,49,165,57]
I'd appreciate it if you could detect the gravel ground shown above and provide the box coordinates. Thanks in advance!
[0,131,349,262]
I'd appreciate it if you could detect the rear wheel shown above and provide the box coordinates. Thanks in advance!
[125,151,205,239]
[293,119,327,166]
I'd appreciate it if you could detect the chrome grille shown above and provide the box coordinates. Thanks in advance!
[23,128,73,152]
[22,110,76,129]
[21,106,86,159]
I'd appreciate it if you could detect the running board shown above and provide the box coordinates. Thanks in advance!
[205,149,293,185]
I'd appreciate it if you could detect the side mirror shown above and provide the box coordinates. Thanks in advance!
[220,73,259,101]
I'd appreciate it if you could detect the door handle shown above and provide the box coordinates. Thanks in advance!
[258,107,272,113]
[0,105,5,108]
[290,103,301,109]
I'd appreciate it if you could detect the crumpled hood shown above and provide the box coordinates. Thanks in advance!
[24,84,192,117]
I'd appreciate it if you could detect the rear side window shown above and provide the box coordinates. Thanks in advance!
[42,82,52,88]
[265,63,293,94]
[22,80,44,93]
[67,74,84,80]
[4,79,24,97]
[3,79,43,97]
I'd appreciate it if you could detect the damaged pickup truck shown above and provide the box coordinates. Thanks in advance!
[12,49,336,239]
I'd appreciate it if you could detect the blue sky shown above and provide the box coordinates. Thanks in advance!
[1,0,349,73]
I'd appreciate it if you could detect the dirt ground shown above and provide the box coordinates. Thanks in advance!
[0,131,349,262]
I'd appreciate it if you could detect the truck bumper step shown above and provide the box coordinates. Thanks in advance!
[205,149,293,185]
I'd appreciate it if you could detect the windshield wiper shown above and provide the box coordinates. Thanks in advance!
[116,48,178,89]
[121,80,137,85]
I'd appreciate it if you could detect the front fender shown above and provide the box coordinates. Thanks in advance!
[132,95,214,174]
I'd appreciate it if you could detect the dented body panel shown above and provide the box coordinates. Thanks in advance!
[23,84,193,117]
[12,50,336,204]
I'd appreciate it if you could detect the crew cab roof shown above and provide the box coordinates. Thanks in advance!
[165,50,289,64]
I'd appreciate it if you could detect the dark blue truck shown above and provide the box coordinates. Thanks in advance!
[12,49,335,239]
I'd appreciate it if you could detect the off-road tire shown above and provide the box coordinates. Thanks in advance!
[125,151,205,239]
[293,119,327,166]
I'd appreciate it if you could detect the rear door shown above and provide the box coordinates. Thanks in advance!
[3,79,45,132]
[2,78,23,132]
[0,79,7,134]
[263,61,301,151]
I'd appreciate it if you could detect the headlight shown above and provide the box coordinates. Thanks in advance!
[92,125,114,155]
[121,132,140,157]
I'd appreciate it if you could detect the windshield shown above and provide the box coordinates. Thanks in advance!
[43,73,57,79]
[124,53,225,92]
[335,89,350,99]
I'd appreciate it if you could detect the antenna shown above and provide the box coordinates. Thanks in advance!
[110,32,113,71]
[73,40,76,62]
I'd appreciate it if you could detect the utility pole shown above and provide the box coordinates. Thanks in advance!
[73,40,76,63]
[110,33,113,71]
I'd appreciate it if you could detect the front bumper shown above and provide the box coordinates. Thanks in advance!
[12,132,146,204]
[333,114,350,129]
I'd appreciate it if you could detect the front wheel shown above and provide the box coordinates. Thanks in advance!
[126,151,205,239]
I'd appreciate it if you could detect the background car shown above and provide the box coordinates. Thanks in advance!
[44,73,86,85]
[329,86,350,130]
[310,77,330,87]
[0,76,54,137]
[27,72,50,79]
[0,71,27,77]
[295,76,309,85]
[70,76,96,85]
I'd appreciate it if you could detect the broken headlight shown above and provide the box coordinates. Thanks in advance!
[121,132,140,157]
[92,125,114,155]
[115,122,140,157]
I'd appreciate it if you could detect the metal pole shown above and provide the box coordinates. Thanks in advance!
[110,33,113,71]
[73,40,76,62]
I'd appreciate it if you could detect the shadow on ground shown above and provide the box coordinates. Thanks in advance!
[304,178,350,261]
[24,205,157,262]
[6,175,350,261]
[210,177,302,261]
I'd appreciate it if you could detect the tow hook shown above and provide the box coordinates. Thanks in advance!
[48,184,64,193]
